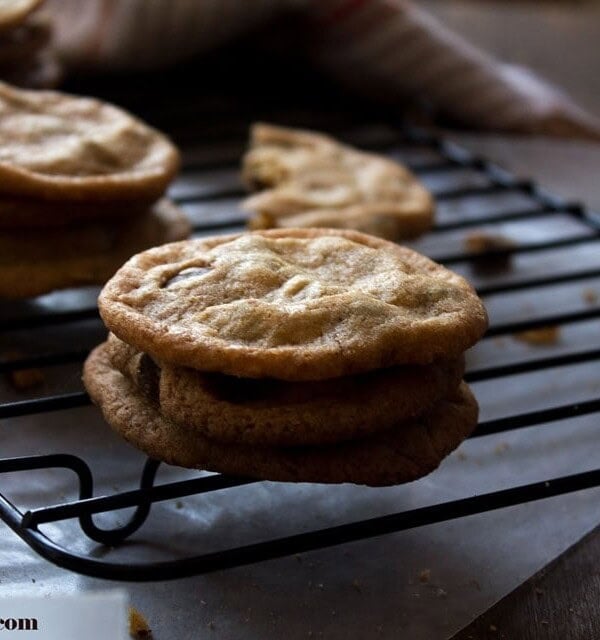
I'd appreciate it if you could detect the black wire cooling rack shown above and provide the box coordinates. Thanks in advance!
[0,55,599,582]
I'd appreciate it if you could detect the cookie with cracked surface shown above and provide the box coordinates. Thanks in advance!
[0,199,190,298]
[99,228,488,381]
[0,196,152,229]
[106,333,465,446]
[242,123,433,241]
[0,81,179,200]
[84,342,478,486]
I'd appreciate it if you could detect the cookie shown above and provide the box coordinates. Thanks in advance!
[242,123,433,241]
[0,0,43,33]
[99,229,488,380]
[0,199,191,298]
[106,333,465,446]
[0,82,179,201]
[84,342,478,486]
[0,195,152,229]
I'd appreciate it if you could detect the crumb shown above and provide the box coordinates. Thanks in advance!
[489,624,497,632]
[351,579,362,593]
[514,325,560,346]
[128,607,152,639]
[175,500,183,509]
[582,288,598,304]
[457,451,468,461]
[419,569,431,583]
[464,231,516,273]
[494,442,510,455]
[200,600,207,606]
[8,367,44,391]
[31,578,36,583]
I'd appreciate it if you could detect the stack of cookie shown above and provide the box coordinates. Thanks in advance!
[242,123,434,241]
[0,0,60,89]
[84,229,487,486]
[0,81,191,298]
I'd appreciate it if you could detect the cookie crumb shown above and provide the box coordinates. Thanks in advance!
[582,288,598,304]
[128,607,151,639]
[514,325,560,346]
[494,442,510,455]
[489,624,498,632]
[419,569,431,583]
[464,232,515,273]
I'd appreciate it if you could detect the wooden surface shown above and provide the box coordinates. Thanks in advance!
[451,524,600,639]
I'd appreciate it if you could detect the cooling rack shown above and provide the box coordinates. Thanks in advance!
[0,53,599,582]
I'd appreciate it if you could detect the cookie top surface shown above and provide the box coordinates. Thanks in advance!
[0,0,43,32]
[106,333,465,446]
[242,123,433,240]
[0,82,179,200]
[99,228,488,380]
[84,342,478,486]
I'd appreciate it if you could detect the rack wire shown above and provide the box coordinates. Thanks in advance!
[0,54,599,581]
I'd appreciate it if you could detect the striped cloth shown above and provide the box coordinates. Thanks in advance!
[44,0,600,139]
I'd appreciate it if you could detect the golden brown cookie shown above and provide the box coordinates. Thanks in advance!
[0,82,179,200]
[99,229,488,381]
[0,195,152,228]
[0,0,43,33]
[242,123,434,241]
[0,199,191,298]
[106,333,465,446]
[83,341,478,486]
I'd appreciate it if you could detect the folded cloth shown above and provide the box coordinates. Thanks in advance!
[44,0,600,140]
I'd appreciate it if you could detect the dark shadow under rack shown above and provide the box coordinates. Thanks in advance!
[0,58,599,581]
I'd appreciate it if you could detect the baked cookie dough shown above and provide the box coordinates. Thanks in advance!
[84,342,478,487]
[242,123,434,240]
[99,229,488,380]
[0,82,180,201]
[0,199,190,298]
[106,332,465,446]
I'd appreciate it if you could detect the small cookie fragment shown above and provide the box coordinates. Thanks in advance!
[128,607,152,639]
[464,231,516,273]
[514,326,560,346]
[242,123,434,241]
